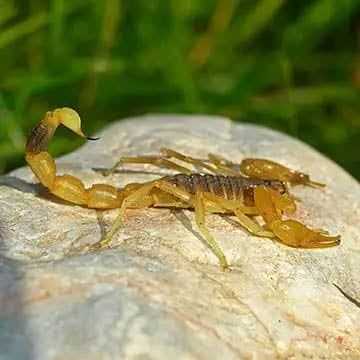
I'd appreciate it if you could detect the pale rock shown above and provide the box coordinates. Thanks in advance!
[0,114,359,359]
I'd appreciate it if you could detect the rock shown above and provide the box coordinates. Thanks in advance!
[0,114,360,359]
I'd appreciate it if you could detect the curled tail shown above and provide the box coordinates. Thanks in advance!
[25,108,123,209]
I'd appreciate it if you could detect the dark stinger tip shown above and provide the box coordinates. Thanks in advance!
[87,136,100,141]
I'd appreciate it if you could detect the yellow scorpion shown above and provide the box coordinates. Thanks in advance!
[25,108,340,270]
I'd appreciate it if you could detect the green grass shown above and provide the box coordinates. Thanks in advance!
[1,0,359,179]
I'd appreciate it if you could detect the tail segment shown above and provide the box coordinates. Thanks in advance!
[25,108,120,209]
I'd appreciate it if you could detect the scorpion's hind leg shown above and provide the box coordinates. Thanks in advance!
[254,186,340,249]
[194,192,229,270]
[88,180,158,251]
[240,158,325,188]
[92,179,230,270]
[103,155,193,176]
[106,148,239,177]
[160,148,222,175]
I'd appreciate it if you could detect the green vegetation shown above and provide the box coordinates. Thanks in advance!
[1,0,359,179]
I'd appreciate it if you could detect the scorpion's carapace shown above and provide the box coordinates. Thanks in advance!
[25,108,341,271]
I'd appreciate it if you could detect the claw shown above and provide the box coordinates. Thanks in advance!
[240,158,325,188]
[270,219,340,249]
[254,186,340,250]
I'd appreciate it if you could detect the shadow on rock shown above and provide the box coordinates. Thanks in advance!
[0,222,35,360]
[0,176,40,195]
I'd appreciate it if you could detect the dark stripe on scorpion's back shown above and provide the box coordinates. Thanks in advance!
[26,121,50,153]
[165,174,286,201]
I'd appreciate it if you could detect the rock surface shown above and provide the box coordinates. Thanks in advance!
[0,114,360,359]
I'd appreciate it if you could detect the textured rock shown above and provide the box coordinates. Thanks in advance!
[0,114,360,359]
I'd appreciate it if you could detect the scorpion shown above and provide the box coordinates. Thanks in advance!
[25,108,341,270]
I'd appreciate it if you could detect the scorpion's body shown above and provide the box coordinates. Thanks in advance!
[25,108,341,270]
[164,173,285,203]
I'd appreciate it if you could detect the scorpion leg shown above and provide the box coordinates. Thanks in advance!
[207,153,241,176]
[202,192,258,215]
[107,148,240,177]
[104,155,193,176]
[194,192,229,270]
[161,149,241,177]
[160,148,220,174]
[88,181,161,250]
[92,179,229,270]
[240,158,325,188]
[202,193,274,238]
[254,186,340,248]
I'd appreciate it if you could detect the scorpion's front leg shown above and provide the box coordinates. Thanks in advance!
[254,186,340,249]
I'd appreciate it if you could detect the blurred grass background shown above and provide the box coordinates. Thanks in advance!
[0,0,359,179]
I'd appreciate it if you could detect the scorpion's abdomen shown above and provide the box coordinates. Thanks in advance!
[166,174,270,201]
